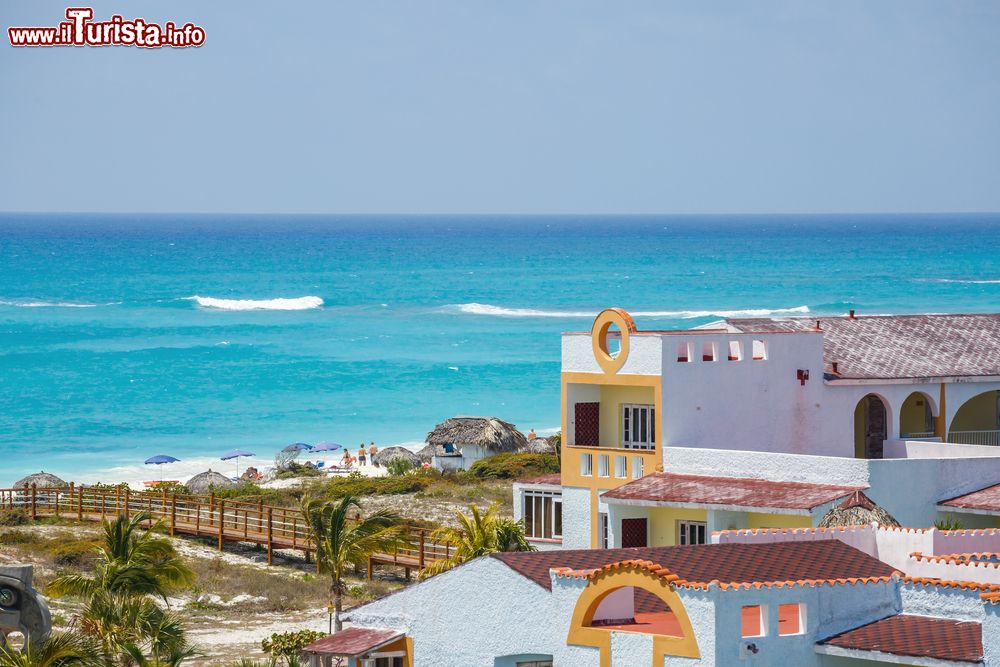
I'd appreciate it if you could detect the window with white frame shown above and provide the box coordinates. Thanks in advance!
[622,404,655,449]
[614,455,627,478]
[598,454,610,477]
[678,520,707,545]
[523,491,562,540]
[580,453,593,476]
[632,456,644,479]
[515,662,552,667]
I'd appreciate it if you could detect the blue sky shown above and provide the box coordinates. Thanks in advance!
[2,1,998,214]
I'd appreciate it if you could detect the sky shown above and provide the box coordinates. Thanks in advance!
[1,1,999,215]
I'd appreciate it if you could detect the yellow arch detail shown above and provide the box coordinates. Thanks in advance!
[591,308,636,375]
[566,564,700,667]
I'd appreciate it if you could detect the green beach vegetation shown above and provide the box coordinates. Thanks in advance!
[420,503,534,578]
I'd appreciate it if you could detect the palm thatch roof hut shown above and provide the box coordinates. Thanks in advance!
[818,490,901,528]
[519,438,556,454]
[13,471,67,489]
[372,446,421,468]
[425,416,527,453]
[185,469,235,494]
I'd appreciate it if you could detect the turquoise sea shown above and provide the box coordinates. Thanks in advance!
[2,213,1000,486]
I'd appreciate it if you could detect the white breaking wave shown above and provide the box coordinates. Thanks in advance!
[450,303,810,319]
[187,295,324,311]
[928,279,1000,285]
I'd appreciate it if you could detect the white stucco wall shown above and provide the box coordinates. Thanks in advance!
[560,486,592,549]
[898,581,985,622]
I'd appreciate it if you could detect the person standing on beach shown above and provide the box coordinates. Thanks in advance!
[358,444,367,466]
[368,441,378,467]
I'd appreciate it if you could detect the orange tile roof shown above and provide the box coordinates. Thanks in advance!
[519,473,561,485]
[820,614,982,663]
[939,483,1000,513]
[602,472,862,511]
[303,627,402,656]
[491,540,897,590]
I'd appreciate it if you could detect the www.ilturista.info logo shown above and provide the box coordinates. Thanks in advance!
[8,8,205,48]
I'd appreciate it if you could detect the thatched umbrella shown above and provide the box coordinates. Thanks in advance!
[416,444,435,464]
[519,438,556,454]
[818,490,901,528]
[13,471,67,489]
[372,446,421,468]
[185,469,235,494]
[425,416,527,454]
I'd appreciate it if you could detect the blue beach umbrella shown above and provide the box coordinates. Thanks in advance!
[220,448,256,479]
[282,442,313,453]
[144,454,180,483]
[311,442,342,452]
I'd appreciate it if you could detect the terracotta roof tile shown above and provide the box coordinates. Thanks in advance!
[491,539,896,590]
[940,482,1000,513]
[602,472,861,511]
[820,614,982,663]
[303,627,402,656]
[725,314,1000,379]
[520,473,561,485]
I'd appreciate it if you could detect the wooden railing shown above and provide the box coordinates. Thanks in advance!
[0,484,455,576]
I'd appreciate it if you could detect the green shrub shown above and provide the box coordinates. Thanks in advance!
[468,453,560,480]
[276,462,324,479]
[934,516,964,531]
[50,539,100,566]
[323,474,430,498]
[386,458,414,476]
[0,529,41,545]
[261,630,325,664]
[0,509,29,526]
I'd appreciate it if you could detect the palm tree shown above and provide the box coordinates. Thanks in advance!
[300,495,407,632]
[0,632,102,667]
[49,512,194,601]
[80,593,188,663]
[122,643,196,667]
[420,503,534,578]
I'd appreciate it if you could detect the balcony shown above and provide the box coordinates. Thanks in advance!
[947,430,1000,447]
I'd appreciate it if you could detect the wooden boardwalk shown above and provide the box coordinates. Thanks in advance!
[0,484,454,577]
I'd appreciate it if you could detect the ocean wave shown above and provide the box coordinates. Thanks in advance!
[924,279,1000,285]
[0,299,115,308]
[450,303,810,319]
[186,295,324,311]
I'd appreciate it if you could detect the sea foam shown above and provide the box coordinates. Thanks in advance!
[187,295,324,311]
[0,299,113,308]
[452,303,810,319]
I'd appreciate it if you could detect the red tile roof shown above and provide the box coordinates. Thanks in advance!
[601,472,861,511]
[820,615,982,663]
[491,539,896,590]
[725,314,1000,379]
[940,482,1000,513]
[520,473,561,485]
[303,627,402,656]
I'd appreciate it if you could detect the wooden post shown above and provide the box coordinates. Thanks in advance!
[243,508,248,539]
[218,500,225,551]
[209,493,215,527]
[257,499,263,533]
[30,484,37,521]
[69,482,75,517]
[196,500,201,534]
[123,488,130,519]
[54,486,60,518]
[292,517,297,549]
[367,555,373,581]
[266,508,273,565]
[170,494,177,536]
[419,530,426,570]
[77,485,84,522]
[101,493,106,521]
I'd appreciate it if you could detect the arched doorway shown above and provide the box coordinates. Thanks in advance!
[899,391,936,438]
[949,390,1000,446]
[854,394,888,459]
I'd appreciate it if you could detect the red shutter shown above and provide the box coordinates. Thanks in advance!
[621,518,648,548]
[575,402,600,446]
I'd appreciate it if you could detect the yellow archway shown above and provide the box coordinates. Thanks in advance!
[566,561,700,667]
[591,308,636,375]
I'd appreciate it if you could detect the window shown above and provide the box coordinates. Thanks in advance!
[580,453,593,476]
[599,513,609,549]
[622,404,655,449]
[752,339,768,360]
[373,658,404,667]
[676,341,691,362]
[778,603,805,636]
[678,520,707,545]
[702,341,717,361]
[728,340,743,361]
[741,605,767,638]
[516,662,553,667]
[598,454,610,477]
[632,457,644,479]
[614,455,627,478]
[523,491,562,540]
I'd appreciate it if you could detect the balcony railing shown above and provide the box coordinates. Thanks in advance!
[947,430,1000,447]
[568,442,655,451]
[901,432,936,439]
